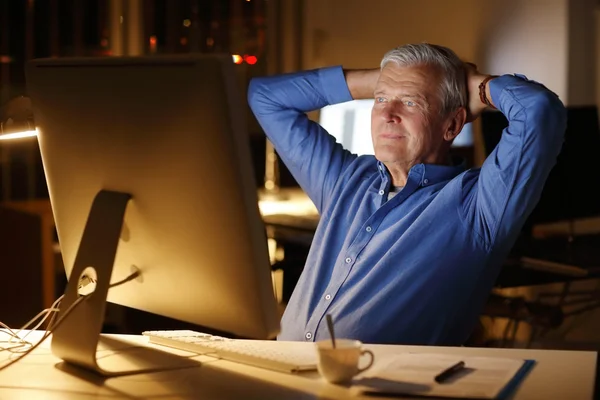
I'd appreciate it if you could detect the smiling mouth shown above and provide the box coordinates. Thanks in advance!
[380,133,405,139]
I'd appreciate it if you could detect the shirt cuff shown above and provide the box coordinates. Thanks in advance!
[318,66,354,106]
[489,73,556,110]
[488,74,525,104]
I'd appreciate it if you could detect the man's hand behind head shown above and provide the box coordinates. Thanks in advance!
[464,62,495,122]
[344,68,380,100]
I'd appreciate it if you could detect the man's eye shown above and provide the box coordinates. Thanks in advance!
[405,100,416,107]
[375,97,386,103]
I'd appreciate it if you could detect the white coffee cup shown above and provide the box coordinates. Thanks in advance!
[315,339,375,384]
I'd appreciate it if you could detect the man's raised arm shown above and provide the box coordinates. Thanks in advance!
[248,67,375,212]
[462,65,567,248]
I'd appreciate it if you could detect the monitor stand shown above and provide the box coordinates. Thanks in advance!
[50,190,198,377]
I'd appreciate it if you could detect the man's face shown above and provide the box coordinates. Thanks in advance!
[371,63,450,169]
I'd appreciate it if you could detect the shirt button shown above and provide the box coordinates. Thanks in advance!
[305,332,312,340]
[325,294,332,300]
[345,257,352,264]
[378,189,385,195]
[366,226,372,232]
[423,179,429,185]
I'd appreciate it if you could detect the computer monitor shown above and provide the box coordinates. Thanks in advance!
[481,106,600,228]
[318,99,474,155]
[319,99,375,155]
[26,55,280,373]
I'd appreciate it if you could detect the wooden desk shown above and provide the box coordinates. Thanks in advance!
[0,330,596,399]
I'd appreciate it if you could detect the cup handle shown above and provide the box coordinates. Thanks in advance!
[357,349,374,373]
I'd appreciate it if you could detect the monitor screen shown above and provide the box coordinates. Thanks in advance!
[318,99,474,155]
[26,55,280,340]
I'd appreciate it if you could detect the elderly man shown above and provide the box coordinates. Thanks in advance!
[248,43,566,345]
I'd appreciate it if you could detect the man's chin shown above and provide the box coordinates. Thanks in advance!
[374,150,403,164]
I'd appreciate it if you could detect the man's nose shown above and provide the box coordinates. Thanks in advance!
[382,103,401,124]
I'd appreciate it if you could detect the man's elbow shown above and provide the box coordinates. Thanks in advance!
[530,91,568,142]
[247,77,270,114]
[538,90,567,119]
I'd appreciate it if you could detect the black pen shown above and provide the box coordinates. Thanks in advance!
[434,361,465,383]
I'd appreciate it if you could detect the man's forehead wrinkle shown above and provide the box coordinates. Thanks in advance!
[375,82,428,102]
[378,71,432,91]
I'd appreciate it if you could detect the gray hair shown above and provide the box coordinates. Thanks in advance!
[380,43,467,116]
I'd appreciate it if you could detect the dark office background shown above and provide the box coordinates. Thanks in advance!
[2,0,267,92]
[0,0,288,201]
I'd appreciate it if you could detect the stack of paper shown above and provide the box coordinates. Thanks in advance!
[353,353,535,399]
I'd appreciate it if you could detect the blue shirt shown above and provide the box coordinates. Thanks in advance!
[248,66,566,345]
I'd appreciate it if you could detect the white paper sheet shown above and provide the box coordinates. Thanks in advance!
[353,352,531,399]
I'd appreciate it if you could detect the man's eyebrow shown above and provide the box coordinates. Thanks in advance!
[373,90,426,100]
[399,93,426,101]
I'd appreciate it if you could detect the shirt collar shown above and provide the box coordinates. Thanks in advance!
[377,157,466,187]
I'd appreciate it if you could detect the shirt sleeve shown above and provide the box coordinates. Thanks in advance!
[247,66,357,213]
[461,74,568,248]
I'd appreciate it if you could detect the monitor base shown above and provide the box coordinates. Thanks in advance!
[50,190,197,376]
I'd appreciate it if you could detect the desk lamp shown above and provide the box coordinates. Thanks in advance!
[0,96,39,201]
[0,96,38,140]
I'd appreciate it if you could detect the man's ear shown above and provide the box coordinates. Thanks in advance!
[443,107,467,142]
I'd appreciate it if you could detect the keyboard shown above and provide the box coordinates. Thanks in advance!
[143,330,318,373]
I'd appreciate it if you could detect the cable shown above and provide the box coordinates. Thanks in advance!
[0,269,140,372]
[0,294,63,352]
[107,270,140,289]
[1,270,140,350]
[0,295,86,369]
